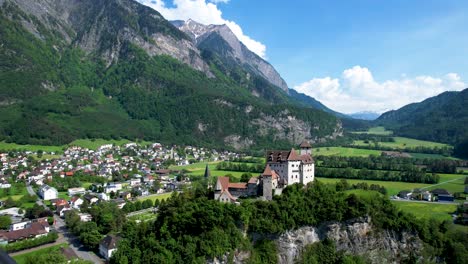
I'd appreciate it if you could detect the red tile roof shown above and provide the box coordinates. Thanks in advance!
[300,140,312,148]
[217,176,230,191]
[287,148,300,161]
[262,164,273,176]
[248,176,258,184]
[0,222,48,242]
[228,182,247,189]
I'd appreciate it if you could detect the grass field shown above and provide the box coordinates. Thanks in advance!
[317,174,466,196]
[0,138,154,153]
[353,126,393,135]
[137,192,173,203]
[170,161,250,179]
[314,147,382,157]
[12,243,69,264]
[392,201,457,222]
[353,136,450,149]
[0,141,64,152]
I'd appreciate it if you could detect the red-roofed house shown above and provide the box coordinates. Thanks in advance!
[214,177,249,203]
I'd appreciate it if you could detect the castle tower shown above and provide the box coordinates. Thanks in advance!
[299,140,312,155]
[262,165,273,201]
[204,164,212,189]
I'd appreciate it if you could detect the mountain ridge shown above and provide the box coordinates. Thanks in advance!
[171,19,290,93]
[376,88,468,147]
[0,0,342,150]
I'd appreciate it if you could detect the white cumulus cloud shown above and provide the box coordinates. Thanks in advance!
[137,0,267,58]
[294,66,466,114]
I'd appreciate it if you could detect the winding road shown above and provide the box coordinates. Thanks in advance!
[26,184,103,263]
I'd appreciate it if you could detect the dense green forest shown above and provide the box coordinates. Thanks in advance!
[107,182,467,263]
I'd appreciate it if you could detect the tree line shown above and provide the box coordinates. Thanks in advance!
[316,167,439,184]
[317,155,463,174]
[109,183,467,263]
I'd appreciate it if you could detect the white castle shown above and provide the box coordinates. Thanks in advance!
[214,141,315,202]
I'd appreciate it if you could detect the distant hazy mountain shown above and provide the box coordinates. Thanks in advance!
[172,19,289,93]
[348,111,380,120]
[288,89,347,117]
[376,88,468,145]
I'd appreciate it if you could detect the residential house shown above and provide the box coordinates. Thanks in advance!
[51,198,68,207]
[68,187,86,196]
[214,176,248,203]
[38,185,58,200]
[78,213,92,222]
[70,196,84,209]
[83,194,99,204]
[56,204,72,218]
[99,234,121,260]
[0,221,50,244]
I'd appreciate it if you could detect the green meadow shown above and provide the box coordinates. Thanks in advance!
[0,141,64,152]
[314,147,382,157]
[353,126,393,135]
[316,174,466,196]
[353,136,450,149]
[0,138,153,153]
[392,201,458,222]
[12,243,70,264]
[137,192,173,203]
[170,161,250,179]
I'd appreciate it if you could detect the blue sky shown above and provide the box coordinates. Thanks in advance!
[138,0,467,113]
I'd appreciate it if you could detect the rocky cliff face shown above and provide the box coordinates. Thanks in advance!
[173,19,290,93]
[3,0,212,73]
[210,217,425,264]
[277,217,423,264]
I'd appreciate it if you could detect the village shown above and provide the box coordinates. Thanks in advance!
[0,142,242,262]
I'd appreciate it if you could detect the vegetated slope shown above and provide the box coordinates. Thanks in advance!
[108,183,468,263]
[376,89,468,155]
[0,0,342,150]
[287,89,346,117]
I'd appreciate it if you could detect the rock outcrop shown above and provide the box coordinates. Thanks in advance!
[276,217,423,264]
[173,19,289,93]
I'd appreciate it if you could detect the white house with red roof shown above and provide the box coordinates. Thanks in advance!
[214,176,248,203]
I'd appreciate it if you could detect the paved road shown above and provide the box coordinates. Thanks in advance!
[54,216,104,263]
[26,184,103,263]
[391,198,457,204]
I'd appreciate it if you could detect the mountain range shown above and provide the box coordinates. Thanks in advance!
[376,88,468,156]
[348,111,380,121]
[0,0,342,150]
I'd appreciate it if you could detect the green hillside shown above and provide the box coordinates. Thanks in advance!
[376,89,468,158]
[0,0,340,150]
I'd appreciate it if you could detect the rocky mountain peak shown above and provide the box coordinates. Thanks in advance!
[172,18,289,93]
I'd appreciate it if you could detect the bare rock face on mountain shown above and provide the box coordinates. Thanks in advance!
[0,0,342,148]
[276,217,424,264]
[4,0,212,74]
[173,19,290,93]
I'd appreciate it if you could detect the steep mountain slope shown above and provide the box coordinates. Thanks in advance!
[0,0,342,149]
[172,19,289,94]
[288,89,346,118]
[376,88,468,145]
